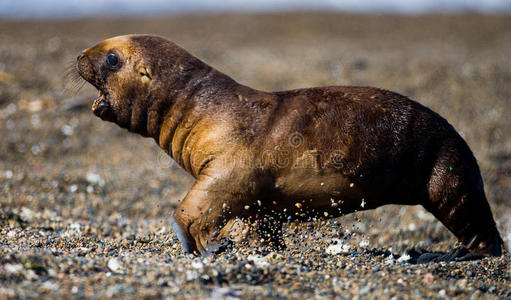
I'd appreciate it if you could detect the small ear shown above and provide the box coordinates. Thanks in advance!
[137,65,152,83]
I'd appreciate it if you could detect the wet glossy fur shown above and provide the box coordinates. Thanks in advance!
[77,35,502,257]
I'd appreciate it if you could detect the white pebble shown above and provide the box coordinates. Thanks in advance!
[4,263,23,274]
[185,270,198,281]
[41,281,59,291]
[31,144,41,155]
[69,223,81,232]
[384,254,395,265]
[359,239,370,248]
[28,100,43,113]
[86,172,104,186]
[191,261,204,269]
[248,254,269,267]
[20,206,36,221]
[86,185,94,193]
[326,239,351,255]
[107,258,123,273]
[63,223,81,238]
[61,125,74,136]
[397,253,411,263]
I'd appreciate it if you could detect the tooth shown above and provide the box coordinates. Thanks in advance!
[92,93,104,110]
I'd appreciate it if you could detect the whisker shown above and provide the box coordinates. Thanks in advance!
[62,60,87,96]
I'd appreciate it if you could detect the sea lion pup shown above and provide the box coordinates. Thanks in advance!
[76,34,503,262]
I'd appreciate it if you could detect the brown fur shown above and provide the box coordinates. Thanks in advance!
[77,34,502,257]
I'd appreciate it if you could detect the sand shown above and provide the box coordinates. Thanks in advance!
[0,12,510,299]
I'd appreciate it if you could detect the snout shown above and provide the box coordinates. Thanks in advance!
[75,50,116,122]
[76,50,95,84]
[76,50,84,61]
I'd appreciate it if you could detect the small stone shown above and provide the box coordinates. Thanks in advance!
[107,258,123,273]
[191,261,204,269]
[28,100,43,113]
[397,253,411,263]
[4,264,23,274]
[438,289,446,297]
[423,273,434,283]
[69,184,78,193]
[61,125,74,136]
[41,281,59,291]
[86,172,104,186]
[20,206,36,221]
[359,239,370,248]
[326,239,351,254]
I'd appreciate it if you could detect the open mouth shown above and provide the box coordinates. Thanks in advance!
[92,89,106,111]
[91,89,114,121]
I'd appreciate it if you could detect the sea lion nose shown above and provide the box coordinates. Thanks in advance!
[76,51,84,61]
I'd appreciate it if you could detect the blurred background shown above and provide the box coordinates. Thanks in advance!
[1,0,511,17]
[0,1,510,299]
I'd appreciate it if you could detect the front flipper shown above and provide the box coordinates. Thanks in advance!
[170,213,197,254]
[170,168,260,256]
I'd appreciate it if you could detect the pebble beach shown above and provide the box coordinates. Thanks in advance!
[0,13,510,299]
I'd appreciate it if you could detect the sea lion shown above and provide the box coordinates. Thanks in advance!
[76,34,503,261]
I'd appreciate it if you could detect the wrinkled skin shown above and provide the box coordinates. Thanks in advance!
[77,35,503,260]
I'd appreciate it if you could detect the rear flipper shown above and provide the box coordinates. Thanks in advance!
[422,149,503,261]
[422,187,503,260]
[417,248,484,264]
[414,229,503,263]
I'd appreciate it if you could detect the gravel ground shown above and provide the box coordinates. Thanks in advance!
[0,13,510,299]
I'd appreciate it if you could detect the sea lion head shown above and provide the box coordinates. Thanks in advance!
[76,34,200,136]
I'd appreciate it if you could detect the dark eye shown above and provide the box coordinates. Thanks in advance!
[105,53,119,68]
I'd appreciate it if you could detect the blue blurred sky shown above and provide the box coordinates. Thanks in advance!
[1,0,510,18]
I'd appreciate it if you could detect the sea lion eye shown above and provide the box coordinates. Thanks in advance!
[105,53,119,67]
